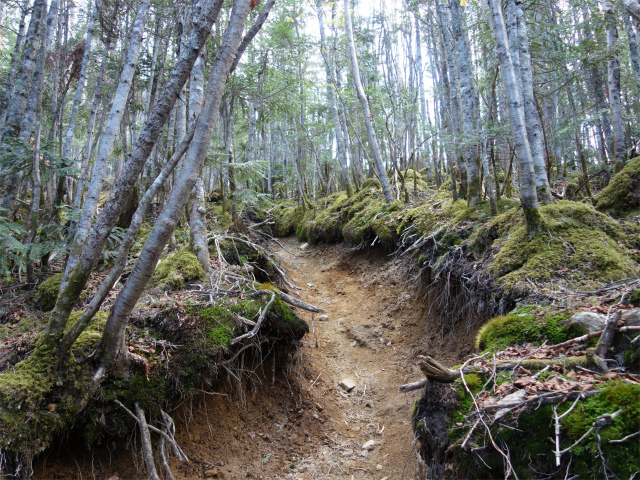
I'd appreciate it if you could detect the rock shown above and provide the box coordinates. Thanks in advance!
[318,314,329,321]
[376,464,383,470]
[360,449,368,457]
[300,243,309,250]
[562,312,606,333]
[350,341,357,347]
[362,439,377,450]
[339,378,356,392]
[204,468,222,478]
[494,390,527,420]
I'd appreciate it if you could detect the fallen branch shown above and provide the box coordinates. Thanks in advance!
[549,324,640,350]
[278,289,326,313]
[481,389,602,411]
[230,290,275,345]
[399,378,428,393]
[415,355,597,384]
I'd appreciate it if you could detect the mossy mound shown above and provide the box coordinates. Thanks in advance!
[271,202,303,236]
[342,198,402,249]
[596,157,640,217]
[360,177,381,190]
[33,273,63,311]
[475,306,578,352]
[150,248,205,290]
[443,383,640,479]
[488,201,640,290]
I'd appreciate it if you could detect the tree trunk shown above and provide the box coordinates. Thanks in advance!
[316,0,352,197]
[99,0,253,374]
[449,0,482,206]
[46,0,226,343]
[63,0,151,284]
[343,0,393,202]
[603,0,627,172]
[488,0,541,235]
[510,0,552,204]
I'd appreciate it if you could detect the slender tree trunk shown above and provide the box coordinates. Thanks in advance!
[62,2,97,160]
[510,0,552,203]
[343,0,392,202]
[449,0,482,206]
[63,0,151,284]
[316,0,352,197]
[46,0,226,344]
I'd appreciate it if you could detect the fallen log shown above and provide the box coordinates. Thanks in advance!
[277,289,326,313]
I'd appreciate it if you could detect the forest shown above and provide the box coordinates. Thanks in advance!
[0,0,639,477]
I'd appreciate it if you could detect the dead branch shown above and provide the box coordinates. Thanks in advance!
[230,290,275,345]
[278,289,326,313]
[481,389,602,411]
[398,378,428,393]
[414,355,597,385]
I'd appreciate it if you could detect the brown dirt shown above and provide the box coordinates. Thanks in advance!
[34,237,477,479]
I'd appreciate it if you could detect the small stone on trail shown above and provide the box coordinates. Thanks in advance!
[350,341,357,347]
[318,314,329,321]
[386,341,392,346]
[339,378,356,391]
[360,450,368,457]
[306,282,315,288]
[362,439,377,450]
[300,243,309,250]
[204,467,222,478]
[376,464,383,470]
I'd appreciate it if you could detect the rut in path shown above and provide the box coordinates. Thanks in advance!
[271,237,427,479]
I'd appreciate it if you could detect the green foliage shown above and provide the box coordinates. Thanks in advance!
[33,273,63,311]
[0,212,28,279]
[150,248,205,290]
[476,308,575,351]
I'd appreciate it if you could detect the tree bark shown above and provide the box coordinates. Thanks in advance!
[64,0,151,283]
[46,0,226,344]
[488,0,541,234]
[603,0,627,172]
[98,0,253,374]
[343,0,393,202]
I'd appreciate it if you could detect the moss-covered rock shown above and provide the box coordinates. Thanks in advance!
[489,201,640,290]
[476,307,577,351]
[360,177,381,190]
[150,248,205,290]
[33,273,63,311]
[596,157,640,217]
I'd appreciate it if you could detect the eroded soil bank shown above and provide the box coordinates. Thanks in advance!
[34,236,472,479]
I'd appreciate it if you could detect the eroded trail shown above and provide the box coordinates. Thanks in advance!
[270,237,426,479]
[35,238,431,480]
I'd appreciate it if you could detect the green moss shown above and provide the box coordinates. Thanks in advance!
[562,383,640,478]
[150,248,205,290]
[361,178,382,190]
[476,308,575,351]
[489,201,640,290]
[596,157,640,217]
[272,203,304,236]
[33,273,63,311]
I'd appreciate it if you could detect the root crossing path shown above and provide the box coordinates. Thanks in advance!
[271,237,426,479]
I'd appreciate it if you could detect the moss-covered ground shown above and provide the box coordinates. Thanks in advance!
[272,173,640,293]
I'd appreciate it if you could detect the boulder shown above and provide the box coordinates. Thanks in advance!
[562,312,606,334]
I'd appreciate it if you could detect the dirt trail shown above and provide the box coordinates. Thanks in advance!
[269,237,426,479]
[35,238,432,479]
